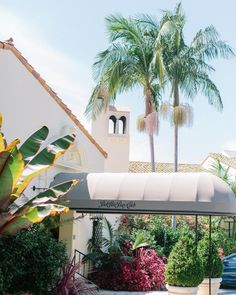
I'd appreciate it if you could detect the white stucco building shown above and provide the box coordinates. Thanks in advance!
[0,39,132,254]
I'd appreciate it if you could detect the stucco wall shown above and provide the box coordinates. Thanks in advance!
[0,48,106,255]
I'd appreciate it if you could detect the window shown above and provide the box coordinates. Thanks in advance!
[118,116,126,134]
[109,115,117,134]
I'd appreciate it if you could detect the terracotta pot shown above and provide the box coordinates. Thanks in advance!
[198,277,222,295]
[167,284,198,295]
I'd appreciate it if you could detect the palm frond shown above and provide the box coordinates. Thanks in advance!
[191,25,235,60]
[210,159,231,183]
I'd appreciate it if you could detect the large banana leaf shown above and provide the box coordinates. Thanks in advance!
[0,132,6,152]
[6,139,20,152]
[19,126,49,164]
[0,204,69,236]
[0,212,12,229]
[0,147,24,209]
[0,113,7,153]
[14,133,76,196]
[9,179,78,214]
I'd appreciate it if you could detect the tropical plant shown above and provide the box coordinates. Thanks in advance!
[0,225,67,294]
[89,246,166,291]
[85,14,162,171]
[152,2,234,229]
[197,238,223,278]
[53,257,98,295]
[118,247,166,291]
[165,235,204,287]
[0,114,77,235]
[154,3,234,175]
[210,159,236,236]
[210,159,236,194]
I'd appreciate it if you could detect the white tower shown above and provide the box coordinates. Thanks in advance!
[92,105,130,172]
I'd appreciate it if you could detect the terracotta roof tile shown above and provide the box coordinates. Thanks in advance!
[206,153,236,169]
[0,41,107,158]
[129,161,205,173]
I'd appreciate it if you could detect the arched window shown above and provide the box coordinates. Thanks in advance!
[108,115,117,134]
[118,116,126,134]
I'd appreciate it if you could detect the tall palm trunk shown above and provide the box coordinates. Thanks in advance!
[172,84,180,229]
[149,134,155,172]
[174,125,178,173]
[145,88,156,172]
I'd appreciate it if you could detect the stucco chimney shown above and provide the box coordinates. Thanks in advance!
[91,105,130,172]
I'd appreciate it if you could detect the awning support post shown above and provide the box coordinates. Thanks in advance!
[195,215,198,253]
[209,215,212,295]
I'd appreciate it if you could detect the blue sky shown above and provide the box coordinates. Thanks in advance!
[1,0,236,164]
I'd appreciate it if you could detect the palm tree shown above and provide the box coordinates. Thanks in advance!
[85,15,162,172]
[153,3,234,228]
[154,3,234,173]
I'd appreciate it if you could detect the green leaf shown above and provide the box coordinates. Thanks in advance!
[0,147,24,209]
[0,132,6,152]
[19,126,49,164]
[9,179,78,214]
[14,133,76,196]
[1,204,69,235]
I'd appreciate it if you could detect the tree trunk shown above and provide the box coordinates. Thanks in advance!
[174,124,178,173]
[145,88,156,172]
[172,84,180,230]
[149,134,155,172]
[171,125,178,229]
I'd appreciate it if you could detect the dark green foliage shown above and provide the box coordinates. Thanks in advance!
[0,225,67,295]
[149,218,181,256]
[0,269,4,295]
[165,236,204,287]
[197,238,223,278]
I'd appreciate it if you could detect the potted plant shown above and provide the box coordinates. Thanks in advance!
[197,238,223,295]
[165,235,204,295]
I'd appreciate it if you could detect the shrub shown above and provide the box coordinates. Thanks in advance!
[90,247,166,291]
[0,226,67,295]
[197,238,223,278]
[119,248,166,291]
[0,269,4,295]
[165,236,204,287]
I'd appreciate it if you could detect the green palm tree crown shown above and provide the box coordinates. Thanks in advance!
[85,14,164,172]
[85,14,161,119]
[155,3,234,125]
[152,3,234,175]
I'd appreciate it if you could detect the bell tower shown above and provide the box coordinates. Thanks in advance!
[91,105,130,172]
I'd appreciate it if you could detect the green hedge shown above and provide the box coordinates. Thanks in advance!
[0,226,67,295]
[197,238,223,278]
[165,236,204,287]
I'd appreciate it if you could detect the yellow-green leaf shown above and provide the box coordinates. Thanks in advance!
[15,134,76,196]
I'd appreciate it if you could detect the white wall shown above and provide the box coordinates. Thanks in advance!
[0,49,106,255]
[0,49,105,173]
[92,106,130,172]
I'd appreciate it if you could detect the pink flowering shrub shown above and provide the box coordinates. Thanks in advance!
[119,248,166,291]
[90,247,166,291]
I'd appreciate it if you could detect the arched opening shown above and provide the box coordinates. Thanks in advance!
[108,115,117,134]
[118,116,126,134]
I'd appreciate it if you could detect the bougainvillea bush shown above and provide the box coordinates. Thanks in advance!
[90,246,166,291]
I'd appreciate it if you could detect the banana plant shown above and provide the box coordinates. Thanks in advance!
[0,113,78,235]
